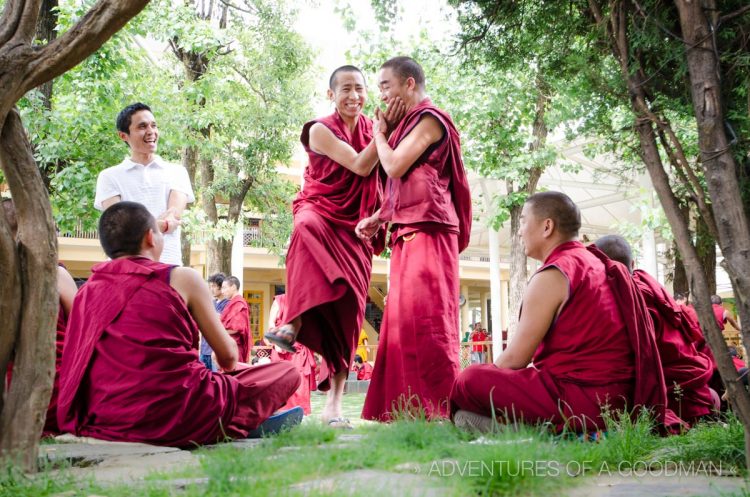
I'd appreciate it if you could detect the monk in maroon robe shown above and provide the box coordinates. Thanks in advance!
[264,65,404,425]
[57,202,300,446]
[220,275,251,363]
[1,199,77,436]
[357,56,472,421]
[595,235,717,423]
[268,294,317,415]
[450,192,666,433]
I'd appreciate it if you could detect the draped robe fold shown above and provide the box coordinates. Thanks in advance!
[220,295,251,363]
[362,99,472,421]
[284,111,382,391]
[633,270,715,422]
[450,242,667,432]
[57,257,300,446]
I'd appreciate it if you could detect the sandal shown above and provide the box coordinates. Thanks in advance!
[265,324,297,353]
[326,417,354,430]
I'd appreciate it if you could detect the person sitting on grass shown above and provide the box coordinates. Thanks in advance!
[57,201,303,446]
[450,192,668,434]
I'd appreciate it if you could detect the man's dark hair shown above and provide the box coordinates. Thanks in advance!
[116,102,152,134]
[208,273,226,286]
[525,191,581,238]
[381,56,425,89]
[225,275,241,289]
[594,235,633,273]
[711,294,723,305]
[329,65,365,90]
[99,201,155,259]
[354,354,363,364]
[2,198,17,237]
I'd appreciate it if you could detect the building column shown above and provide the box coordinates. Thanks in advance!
[489,226,502,361]
[480,291,488,329]
[461,284,470,340]
[231,221,244,292]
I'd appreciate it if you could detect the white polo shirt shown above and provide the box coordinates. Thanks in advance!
[94,156,195,265]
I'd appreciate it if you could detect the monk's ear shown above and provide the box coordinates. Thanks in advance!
[143,228,156,249]
[542,218,555,238]
[327,87,334,102]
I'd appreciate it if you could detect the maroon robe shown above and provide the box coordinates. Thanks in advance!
[269,295,317,415]
[221,294,251,363]
[362,98,471,421]
[450,242,667,432]
[633,270,715,422]
[284,111,382,390]
[43,299,68,436]
[356,362,373,381]
[57,257,300,446]
[712,304,727,330]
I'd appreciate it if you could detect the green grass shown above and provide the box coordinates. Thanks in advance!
[1,395,748,496]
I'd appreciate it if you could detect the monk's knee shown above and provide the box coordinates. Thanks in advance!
[450,365,487,406]
[276,362,301,396]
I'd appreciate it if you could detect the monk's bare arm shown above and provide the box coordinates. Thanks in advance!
[170,268,239,370]
[726,314,741,331]
[100,196,121,210]
[309,124,380,177]
[374,115,443,179]
[57,265,77,316]
[494,268,568,369]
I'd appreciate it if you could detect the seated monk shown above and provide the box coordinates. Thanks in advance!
[57,201,302,446]
[450,192,667,433]
[595,235,718,423]
[2,198,77,436]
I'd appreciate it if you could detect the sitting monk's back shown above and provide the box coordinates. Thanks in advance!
[58,257,243,446]
[532,241,634,384]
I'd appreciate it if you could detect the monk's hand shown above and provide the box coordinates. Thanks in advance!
[355,215,381,240]
[157,210,181,234]
[382,96,405,134]
[373,107,388,138]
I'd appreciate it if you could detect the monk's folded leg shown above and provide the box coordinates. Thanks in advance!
[450,365,632,432]
[223,362,302,438]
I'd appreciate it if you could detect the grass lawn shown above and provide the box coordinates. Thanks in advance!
[2,393,749,496]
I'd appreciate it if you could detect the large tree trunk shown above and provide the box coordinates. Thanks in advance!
[0,109,58,470]
[695,214,717,295]
[675,1,750,466]
[181,144,198,267]
[0,0,151,471]
[588,0,750,467]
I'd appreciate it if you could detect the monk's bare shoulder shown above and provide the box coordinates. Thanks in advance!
[169,267,205,303]
[526,267,569,313]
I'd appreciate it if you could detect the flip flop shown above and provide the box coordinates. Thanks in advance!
[246,406,304,438]
[326,417,354,430]
[265,324,297,353]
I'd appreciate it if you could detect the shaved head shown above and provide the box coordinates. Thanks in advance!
[99,201,155,259]
[329,65,365,90]
[594,234,633,273]
[381,56,426,89]
[525,191,581,238]
[711,295,722,305]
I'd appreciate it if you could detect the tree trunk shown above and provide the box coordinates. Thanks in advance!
[34,0,58,109]
[675,1,750,467]
[0,201,21,418]
[0,108,58,470]
[695,213,716,295]
[181,144,198,267]
[671,239,688,296]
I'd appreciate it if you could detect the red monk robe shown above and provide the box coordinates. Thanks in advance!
[356,362,373,381]
[284,111,383,390]
[450,243,667,432]
[362,98,472,421]
[221,294,251,363]
[269,295,317,415]
[57,257,300,446]
[43,293,68,435]
[633,270,715,422]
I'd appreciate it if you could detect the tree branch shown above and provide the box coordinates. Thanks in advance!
[719,4,750,25]
[22,0,151,95]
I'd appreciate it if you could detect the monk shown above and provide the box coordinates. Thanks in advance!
[450,192,666,433]
[357,56,472,421]
[595,235,717,423]
[268,294,317,415]
[264,65,404,426]
[711,295,741,332]
[2,198,77,435]
[220,276,251,363]
[57,201,301,446]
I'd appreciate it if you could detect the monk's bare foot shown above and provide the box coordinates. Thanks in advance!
[321,370,347,425]
[266,317,301,353]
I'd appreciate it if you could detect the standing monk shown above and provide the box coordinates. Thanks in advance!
[57,202,301,445]
[264,65,404,426]
[357,56,472,421]
[220,276,251,363]
[450,192,666,433]
[595,235,717,423]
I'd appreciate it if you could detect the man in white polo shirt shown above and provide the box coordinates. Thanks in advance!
[94,103,195,266]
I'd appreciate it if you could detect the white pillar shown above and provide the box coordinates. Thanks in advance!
[489,226,502,361]
[231,220,244,293]
[500,280,510,333]
[480,291,488,329]
[461,284,470,340]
